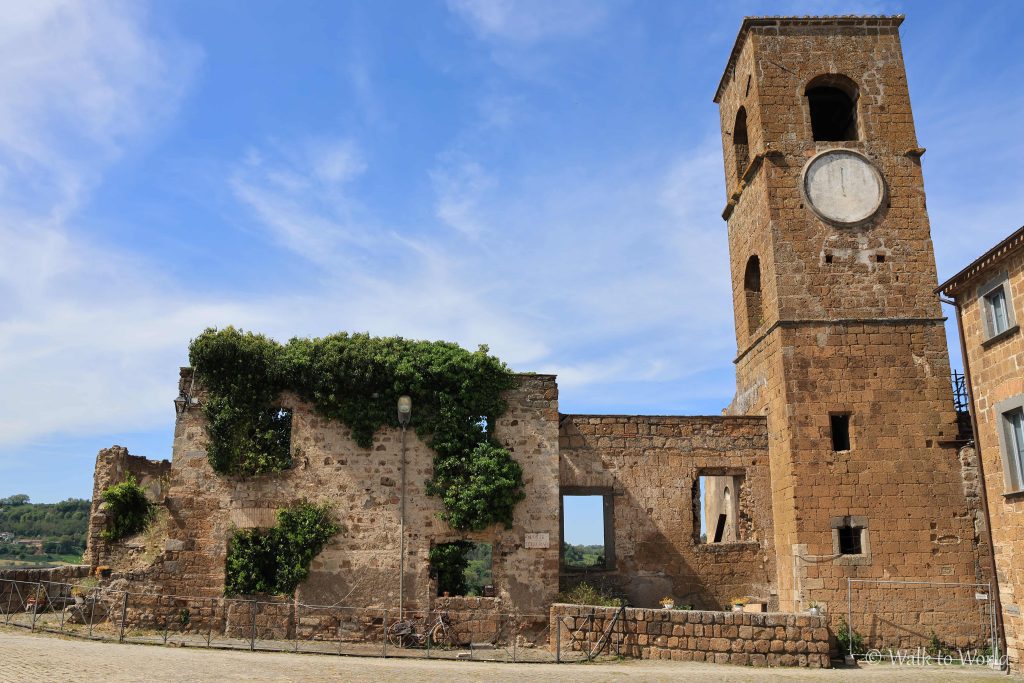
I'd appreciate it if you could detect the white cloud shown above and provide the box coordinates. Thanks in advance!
[0,1,203,448]
[447,0,608,44]
[431,158,496,239]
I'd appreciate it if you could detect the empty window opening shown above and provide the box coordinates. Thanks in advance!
[837,526,863,555]
[744,255,763,335]
[825,253,834,264]
[806,80,858,141]
[875,253,886,263]
[734,107,750,179]
[561,491,613,570]
[430,541,492,597]
[694,474,750,544]
[830,414,851,451]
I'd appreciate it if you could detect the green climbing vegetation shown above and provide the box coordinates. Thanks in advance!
[100,476,154,542]
[189,327,524,531]
[224,501,338,596]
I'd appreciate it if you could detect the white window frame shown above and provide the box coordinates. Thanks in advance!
[978,272,1017,342]
[995,396,1024,494]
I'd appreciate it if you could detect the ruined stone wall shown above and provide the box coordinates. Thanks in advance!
[550,604,830,668]
[84,446,171,568]
[952,244,1024,671]
[558,415,776,610]
[86,371,561,617]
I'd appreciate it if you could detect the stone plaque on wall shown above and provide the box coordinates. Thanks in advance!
[525,532,549,549]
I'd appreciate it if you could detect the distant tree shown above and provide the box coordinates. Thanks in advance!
[0,494,30,506]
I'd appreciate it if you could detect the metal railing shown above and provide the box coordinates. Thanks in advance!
[0,578,574,663]
[846,578,1002,669]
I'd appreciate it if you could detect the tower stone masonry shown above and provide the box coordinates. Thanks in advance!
[715,15,991,644]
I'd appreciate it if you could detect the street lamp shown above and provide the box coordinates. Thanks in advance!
[397,395,411,619]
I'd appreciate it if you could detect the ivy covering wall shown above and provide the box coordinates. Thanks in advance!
[225,501,338,596]
[100,476,154,542]
[189,327,525,531]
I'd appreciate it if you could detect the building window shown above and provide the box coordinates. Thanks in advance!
[979,274,1016,342]
[806,75,858,142]
[1002,407,1024,492]
[734,107,750,180]
[830,414,851,451]
[560,488,614,571]
[694,473,751,544]
[744,255,763,335]
[837,526,863,555]
[831,516,869,561]
[429,541,493,597]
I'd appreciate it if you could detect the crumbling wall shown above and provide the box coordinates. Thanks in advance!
[558,415,776,610]
[88,370,561,616]
[84,446,171,568]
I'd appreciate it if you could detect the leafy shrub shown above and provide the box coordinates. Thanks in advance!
[836,616,865,655]
[556,581,624,608]
[225,501,338,596]
[190,327,524,531]
[429,541,473,597]
[100,476,154,542]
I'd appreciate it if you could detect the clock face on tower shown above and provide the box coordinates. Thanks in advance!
[801,150,885,226]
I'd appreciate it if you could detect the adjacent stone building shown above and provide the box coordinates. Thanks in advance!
[938,225,1024,671]
[83,15,999,660]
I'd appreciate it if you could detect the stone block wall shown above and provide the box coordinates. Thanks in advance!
[550,604,830,667]
[947,241,1024,671]
[558,415,776,610]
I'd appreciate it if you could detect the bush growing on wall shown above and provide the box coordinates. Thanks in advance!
[100,476,154,542]
[189,327,525,531]
[225,501,338,596]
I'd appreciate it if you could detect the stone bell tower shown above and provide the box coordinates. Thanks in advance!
[714,15,989,635]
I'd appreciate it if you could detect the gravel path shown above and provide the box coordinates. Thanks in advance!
[0,626,1012,682]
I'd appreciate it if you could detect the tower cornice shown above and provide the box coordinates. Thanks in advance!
[713,15,905,104]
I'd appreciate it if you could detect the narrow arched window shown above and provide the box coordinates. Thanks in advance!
[744,255,763,335]
[734,107,749,179]
[806,77,858,141]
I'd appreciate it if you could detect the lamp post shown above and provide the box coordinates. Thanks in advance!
[397,396,411,621]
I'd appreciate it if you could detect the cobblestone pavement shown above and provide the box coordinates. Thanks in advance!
[0,627,1012,682]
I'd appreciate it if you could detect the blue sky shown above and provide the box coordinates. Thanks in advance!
[2,2,1023,518]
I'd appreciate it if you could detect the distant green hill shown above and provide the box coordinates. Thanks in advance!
[0,495,90,565]
[563,542,604,568]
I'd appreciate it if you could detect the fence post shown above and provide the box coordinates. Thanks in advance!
[4,580,15,625]
[30,581,43,632]
[846,577,853,663]
[117,592,128,643]
[382,609,388,658]
[250,600,257,651]
[556,616,561,664]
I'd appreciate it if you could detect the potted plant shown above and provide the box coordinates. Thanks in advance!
[808,602,821,616]
[730,597,749,612]
[659,596,675,610]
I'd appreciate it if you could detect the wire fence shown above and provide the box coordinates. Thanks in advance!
[845,578,1002,668]
[0,578,603,663]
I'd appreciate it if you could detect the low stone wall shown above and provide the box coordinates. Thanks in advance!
[550,604,831,668]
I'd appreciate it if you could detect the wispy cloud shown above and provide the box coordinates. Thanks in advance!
[0,1,203,447]
[230,138,374,267]
[431,157,496,239]
[446,0,609,44]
